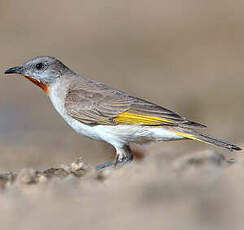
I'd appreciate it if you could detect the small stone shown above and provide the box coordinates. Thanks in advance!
[174,150,226,171]
[17,168,37,184]
[38,175,48,183]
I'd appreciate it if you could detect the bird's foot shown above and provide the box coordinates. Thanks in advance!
[95,160,116,170]
[114,153,133,168]
[95,153,133,170]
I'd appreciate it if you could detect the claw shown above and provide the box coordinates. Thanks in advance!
[114,154,120,167]
[95,154,133,170]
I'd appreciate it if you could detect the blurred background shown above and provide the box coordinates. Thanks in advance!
[0,0,243,170]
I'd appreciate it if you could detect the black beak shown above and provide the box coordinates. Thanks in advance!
[4,66,23,74]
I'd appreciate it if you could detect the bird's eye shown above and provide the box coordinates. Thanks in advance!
[36,63,44,70]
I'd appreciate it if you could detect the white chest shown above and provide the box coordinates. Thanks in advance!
[49,80,104,140]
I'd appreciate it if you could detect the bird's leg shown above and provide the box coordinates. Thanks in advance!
[95,160,116,170]
[114,145,133,167]
[95,145,133,170]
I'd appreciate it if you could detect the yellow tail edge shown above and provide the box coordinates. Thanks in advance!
[173,130,242,151]
[174,131,211,145]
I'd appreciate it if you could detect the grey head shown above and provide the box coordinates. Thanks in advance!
[4,56,71,85]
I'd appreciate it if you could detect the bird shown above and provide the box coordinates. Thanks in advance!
[4,56,241,169]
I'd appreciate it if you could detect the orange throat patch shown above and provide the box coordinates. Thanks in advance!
[23,75,49,94]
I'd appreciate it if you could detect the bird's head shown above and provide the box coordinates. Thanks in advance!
[4,56,70,94]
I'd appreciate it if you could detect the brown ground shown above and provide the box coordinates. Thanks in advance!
[0,0,243,229]
[0,148,244,230]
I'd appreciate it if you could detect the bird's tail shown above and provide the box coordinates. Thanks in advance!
[173,129,242,151]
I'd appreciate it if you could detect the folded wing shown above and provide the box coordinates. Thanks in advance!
[65,78,206,128]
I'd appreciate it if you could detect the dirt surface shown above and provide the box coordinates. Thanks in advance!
[0,147,243,230]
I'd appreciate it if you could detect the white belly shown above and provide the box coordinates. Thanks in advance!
[49,80,183,147]
[53,113,183,146]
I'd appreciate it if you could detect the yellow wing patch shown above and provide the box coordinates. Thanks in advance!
[113,112,174,125]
